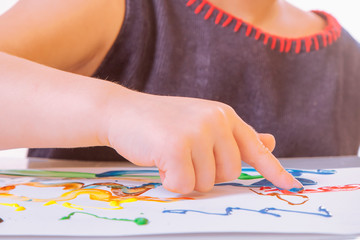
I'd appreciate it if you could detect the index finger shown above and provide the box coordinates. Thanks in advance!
[233,121,303,192]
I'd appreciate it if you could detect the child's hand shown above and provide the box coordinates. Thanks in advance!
[101,90,303,194]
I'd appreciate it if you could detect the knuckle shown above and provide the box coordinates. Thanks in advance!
[216,103,236,117]
[212,104,236,125]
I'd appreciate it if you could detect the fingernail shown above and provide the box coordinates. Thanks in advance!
[276,179,304,193]
[276,186,304,193]
[288,187,304,193]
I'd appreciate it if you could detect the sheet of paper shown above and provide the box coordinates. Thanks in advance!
[0,167,359,236]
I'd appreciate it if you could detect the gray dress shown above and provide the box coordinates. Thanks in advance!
[28,0,360,161]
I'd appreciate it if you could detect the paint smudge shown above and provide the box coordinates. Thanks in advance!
[238,173,264,180]
[0,203,26,211]
[0,217,3,223]
[216,177,317,188]
[238,168,336,180]
[96,170,159,178]
[83,182,161,196]
[59,211,149,225]
[163,206,331,218]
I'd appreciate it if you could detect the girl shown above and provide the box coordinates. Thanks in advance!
[0,0,358,194]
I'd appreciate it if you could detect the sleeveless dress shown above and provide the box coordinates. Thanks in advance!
[28,0,360,161]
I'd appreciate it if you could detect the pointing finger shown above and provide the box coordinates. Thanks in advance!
[234,121,303,191]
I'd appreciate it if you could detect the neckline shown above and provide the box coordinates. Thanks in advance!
[186,0,342,54]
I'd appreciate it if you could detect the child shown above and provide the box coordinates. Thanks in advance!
[0,0,359,194]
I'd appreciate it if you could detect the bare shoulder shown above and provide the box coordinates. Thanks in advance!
[0,0,125,76]
[281,1,327,37]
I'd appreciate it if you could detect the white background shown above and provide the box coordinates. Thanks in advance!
[0,0,359,158]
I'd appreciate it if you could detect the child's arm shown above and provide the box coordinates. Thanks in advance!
[0,0,124,76]
[0,1,302,194]
[0,52,302,194]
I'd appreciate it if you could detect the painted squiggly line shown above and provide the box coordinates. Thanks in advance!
[163,206,331,218]
[59,211,149,225]
[249,189,309,205]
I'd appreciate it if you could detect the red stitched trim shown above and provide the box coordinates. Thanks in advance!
[204,6,214,20]
[271,37,277,50]
[295,39,301,53]
[285,39,292,53]
[222,16,233,27]
[328,32,333,45]
[263,33,269,45]
[187,1,342,54]
[186,0,197,7]
[245,25,252,36]
[234,20,242,32]
[322,33,328,47]
[313,36,319,50]
[215,11,223,24]
[279,38,285,52]
[305,38,312,52]
[194,0,206,14]
[255,29,262,40]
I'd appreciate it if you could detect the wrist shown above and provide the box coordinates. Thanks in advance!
[96,82,143,148]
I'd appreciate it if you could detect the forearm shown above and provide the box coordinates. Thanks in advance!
[0,52,128,149]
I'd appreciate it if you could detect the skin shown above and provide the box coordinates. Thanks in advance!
[0,0,320,194]
[207,0,325,38]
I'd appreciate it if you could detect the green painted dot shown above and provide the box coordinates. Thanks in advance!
[134,217,148,225]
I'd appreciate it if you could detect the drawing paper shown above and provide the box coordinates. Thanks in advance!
[0,167,359,236]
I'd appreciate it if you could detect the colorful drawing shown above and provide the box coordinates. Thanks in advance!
[0,167,359,236]
[0,181,191,203]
